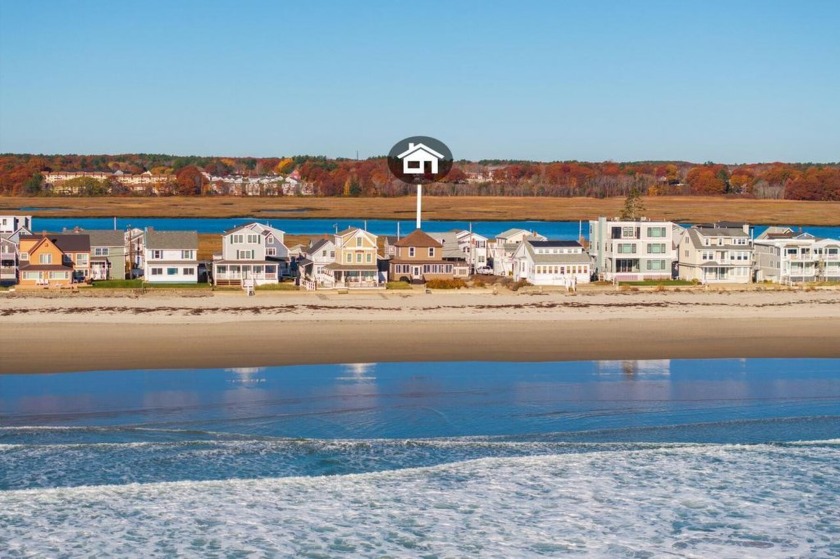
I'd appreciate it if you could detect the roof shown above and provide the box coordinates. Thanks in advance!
[19,263,74,271]
[21,233,90,252]
[686,228,750,250]
[522,243,590,265]
[529,240,582,248]
[78,230,124,247]
[307,238,333,254]
[496,228,530,240]
[692,226,749,238]
[324,262,378,271]
[428,232,464,259]
[393,229,442,248]
[145,230,198,250]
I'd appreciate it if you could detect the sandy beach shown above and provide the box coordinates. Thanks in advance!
[2,288,839,374]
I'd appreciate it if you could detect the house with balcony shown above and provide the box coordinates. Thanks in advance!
[212,223,289,286]
[390,229,454,283]
[144,230,199,284]
[754,228,840,284]
[297,238,337,288]
[0,235,18,284]
[588,217,683,281]
[512,240,592,286]
[678,224,753,284]
[491,228,546,276]
[324,227,381,288]
[17,233,89,287]
[64,229,127,281]
[455,230,490,273]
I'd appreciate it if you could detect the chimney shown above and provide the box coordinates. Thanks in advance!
[408,143,416,150]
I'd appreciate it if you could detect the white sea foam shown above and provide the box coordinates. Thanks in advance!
[2,443,838,558]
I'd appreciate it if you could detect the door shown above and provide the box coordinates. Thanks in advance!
[412,266,421,279]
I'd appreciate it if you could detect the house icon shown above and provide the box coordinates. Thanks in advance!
[397,142,445,174]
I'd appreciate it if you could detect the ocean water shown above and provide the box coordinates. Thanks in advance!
[1,359,839,558]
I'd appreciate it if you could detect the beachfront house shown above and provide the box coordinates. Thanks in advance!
[491,228,547,276]
[753,228,840,283]
[18,233,90,287]
[0,235,18,284]
[125,227,145,276]
[324,227,381,288]
[428,231,470,278]
[0,215,32,234]
[588,217,682,281]
[512,240,592,286]
[65,230,127,281]
[390,229,454,283]
[144,229,199,284]
[212,223,289,286]
[298,238,337,288]
[455,230,490,273]
[678,223,753,284]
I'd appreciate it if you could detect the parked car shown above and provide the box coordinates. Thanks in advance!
[474,266,493,275]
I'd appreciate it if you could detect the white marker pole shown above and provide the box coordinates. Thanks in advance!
[416,184,422,230]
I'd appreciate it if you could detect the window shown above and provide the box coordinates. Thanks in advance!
[152,250,163,259]
[39,253,53,264]
[366,253,372,263]
[647,243,666,254]
[330,251,335,258]
[428,247,435,257]
[231,234,243,244]
[247,234,259,244]
[356,253,362,263]
[356,237,362,247]
[647,227,666,238]
[616,259,639,273]
[409,247,415,257]
[181,250,194,259]
[345,254,352,263]
[49,271,67,279]
[265,265,276,274]
[20,252,29,261]
[646,260,666,271]
[183,268,195,276]
[622,227,636,239]
[167,268,178,276]
[618,243,636,254]
[217,265,227,274]
[266,247,276,257]
[94,247,109,256]
[151,268,163,276]
[23,271,39,280]
[236,250,254,260]
[76,254,88,265]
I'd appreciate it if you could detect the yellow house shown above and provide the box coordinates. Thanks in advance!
[324,227,380,288]
[18,235,75,287]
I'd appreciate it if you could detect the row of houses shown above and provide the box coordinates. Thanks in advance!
[2,213,839,288]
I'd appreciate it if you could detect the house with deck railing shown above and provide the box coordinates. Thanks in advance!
[212,223,289,286]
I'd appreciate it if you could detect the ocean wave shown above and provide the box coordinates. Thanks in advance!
[2,445,838,558]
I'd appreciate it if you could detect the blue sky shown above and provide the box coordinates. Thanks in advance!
[1,0,838,162]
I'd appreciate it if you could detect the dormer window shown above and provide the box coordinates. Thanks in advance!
[356,237,362,247]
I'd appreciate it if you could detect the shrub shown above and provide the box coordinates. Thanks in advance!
[508,279,530,292]
[425,278,467,289]
[386,281,412,290]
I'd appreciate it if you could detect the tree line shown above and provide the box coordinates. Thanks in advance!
[1,153,838,201]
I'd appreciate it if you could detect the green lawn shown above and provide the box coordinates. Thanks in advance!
[255,282,299,291]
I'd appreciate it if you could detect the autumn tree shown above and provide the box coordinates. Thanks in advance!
[175,165,208,196]
[686,166,726,195]
[619,188,646,220]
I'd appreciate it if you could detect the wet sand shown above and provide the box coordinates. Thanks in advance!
[2,290,839,374]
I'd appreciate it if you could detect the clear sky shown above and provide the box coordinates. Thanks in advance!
[1,0,838,162]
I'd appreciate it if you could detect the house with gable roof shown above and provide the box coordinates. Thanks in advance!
[144,229,199,284]
[390,229,454,283]
[491,228,547,276]
[18,233,90,286]
[512,240,592,286]
[297,237,337,288]
[212,223,289,286]
[678,224,753,284]
[0,234,18,284]
[324,227,381,288]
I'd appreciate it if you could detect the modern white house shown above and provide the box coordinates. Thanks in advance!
[0,215,32,234]
[753,228,840,283]
[512,240,592,286]
[678,224,753,284]
[588,217,683,281]
[397,142,444,175]
[144,230,199,284]
[491,228,546,276]
[212,223,289,286]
